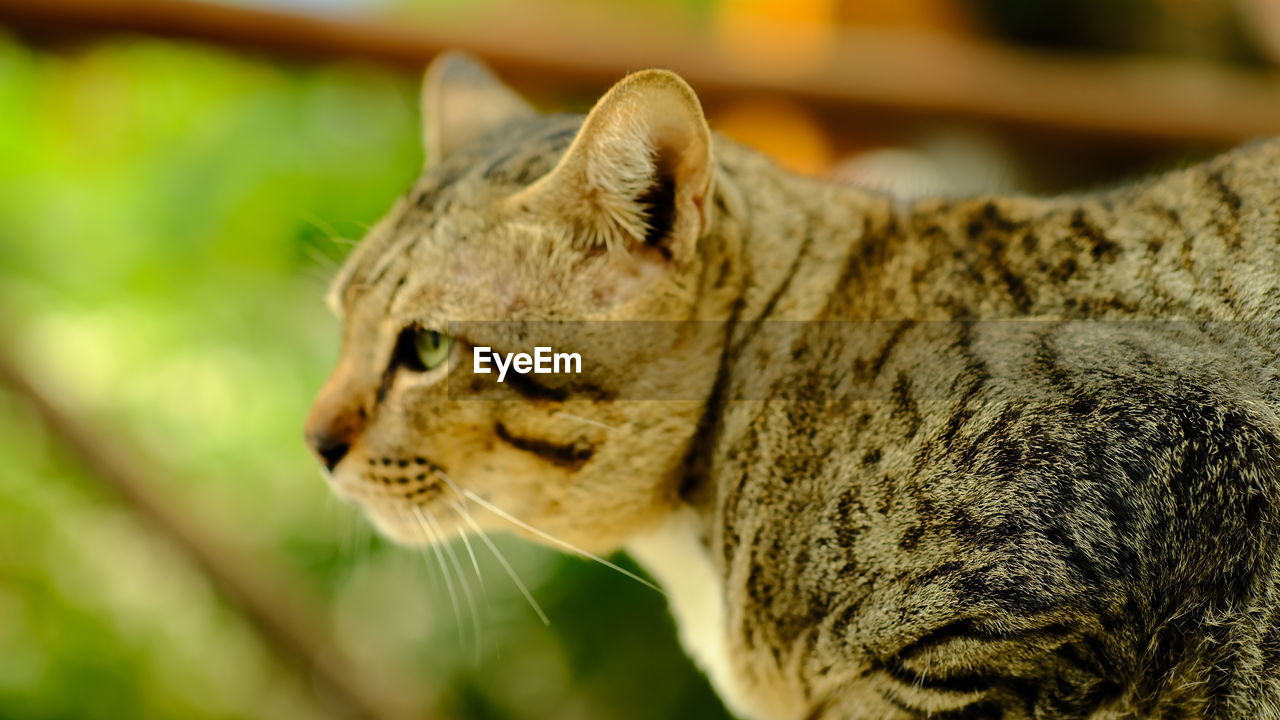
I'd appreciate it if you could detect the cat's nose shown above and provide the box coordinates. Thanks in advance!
[306,359,369,473]
[307,430,350,472]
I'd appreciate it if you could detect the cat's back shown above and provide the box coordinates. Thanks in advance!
[711,141,1280,718]
[717,317,1280,718]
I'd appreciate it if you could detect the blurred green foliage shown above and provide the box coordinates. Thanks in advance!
[0,34,727,720]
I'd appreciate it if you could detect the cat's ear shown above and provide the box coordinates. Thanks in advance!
[509,69,714,265]
[422,51,536,167]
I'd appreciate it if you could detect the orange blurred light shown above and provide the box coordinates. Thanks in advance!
[714,0,838,76]
[712,98,834,176]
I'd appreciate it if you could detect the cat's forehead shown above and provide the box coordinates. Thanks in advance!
[326,113,585,316]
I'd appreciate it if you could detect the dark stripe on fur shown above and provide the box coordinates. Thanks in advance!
[897,618,1075,662]
[494,421,593,470]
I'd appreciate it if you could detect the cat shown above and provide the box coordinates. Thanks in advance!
[304,51,1280,719]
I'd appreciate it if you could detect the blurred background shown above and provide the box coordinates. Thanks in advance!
[0,1,1278,718]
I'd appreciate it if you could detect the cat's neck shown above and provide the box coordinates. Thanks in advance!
[709,139,897,327]
[674,141,895,524]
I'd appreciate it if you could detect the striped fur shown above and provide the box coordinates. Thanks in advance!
[306,54,1280,719]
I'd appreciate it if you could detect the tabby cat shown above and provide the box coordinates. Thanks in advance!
[304,52,1280,719]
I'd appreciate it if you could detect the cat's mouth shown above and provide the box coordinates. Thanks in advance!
[327,453,450,506]
[331,459,465,545]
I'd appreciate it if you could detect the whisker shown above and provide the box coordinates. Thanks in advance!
[303,245,340,270]
[296,209,342,238]
[448,503,488,596]
[553,412,617,431]
[422,506,482,656]
[434,473,492,615]
[346,504,373,564]
[303,266,336,287]
[397,504,440,596]
[458,488,662,594]
[398,505,439,597]
[409,506,464,646]
[294,211,360,264]
[453,500,550,626]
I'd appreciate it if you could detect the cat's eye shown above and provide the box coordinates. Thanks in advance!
[391,325,452,373]
[414,328,452,370]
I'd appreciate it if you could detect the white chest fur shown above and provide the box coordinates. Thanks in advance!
[626,507,751,719]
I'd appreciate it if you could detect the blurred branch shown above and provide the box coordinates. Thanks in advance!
[0,344,428,720]
[0,0,1278,142]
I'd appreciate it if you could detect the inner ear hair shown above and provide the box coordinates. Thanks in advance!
[506,69,714,265]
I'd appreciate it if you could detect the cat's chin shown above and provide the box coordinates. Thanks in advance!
[360,503,461,546]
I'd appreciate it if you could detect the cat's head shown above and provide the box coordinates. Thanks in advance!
[304,53,737,551]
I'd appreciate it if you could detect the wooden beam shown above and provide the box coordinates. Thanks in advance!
[0,0,1277,143]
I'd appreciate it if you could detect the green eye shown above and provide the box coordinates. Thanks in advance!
[414,328,452,370]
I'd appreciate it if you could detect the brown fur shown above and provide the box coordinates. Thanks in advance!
[307,52,1280,719]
